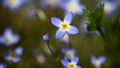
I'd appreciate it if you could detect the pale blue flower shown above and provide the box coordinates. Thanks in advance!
[91,55,106,68]
[41,0,60,8]
[104,1,117,14]
[43,34,50,42]
[61,46,76,59]
[61,57,81,68]
[0,28,20,46]
[59,0,85,15]
[2,0,27,11]
[5,46,23,63]
[51,13,79,40]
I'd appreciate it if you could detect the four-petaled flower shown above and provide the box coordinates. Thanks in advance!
[2,0,27,11]
[61,57,81,68]
[0,28,20,46]
[91,55,106,68]
[51,13,79,40]
[61,46,76,59]
[59,0,85,15]
[5,46,23,63]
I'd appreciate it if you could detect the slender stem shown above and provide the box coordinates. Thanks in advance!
[47,41,54,55]
[69,35,72,48]
[97,26,112,51]
[97,26,119,67]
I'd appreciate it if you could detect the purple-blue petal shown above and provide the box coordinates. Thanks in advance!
[51,17,62,27]
[76,66,82,68]
[71,57,79,64]
[12,34,20,44]
[55,29,65,40]
[69,48,76,55]
[64,13,73,24]
[61,46,67,54]
[15,46,23,56]
[67,26,79,34]
[98,56,106,64]
[61,60,68,67]
[0,64,5,68]
[90,55,96,64]
[3,28,13,37]
[5,55,12,61]
[12,57,20,63]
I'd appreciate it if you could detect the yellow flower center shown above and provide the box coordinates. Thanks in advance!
[69,63,76,68]
[9,0,17,7]
[93,61,99,68]
[60,22,69,31]
[10,53,17,58]
[68,3,77,11]
[66,52,74,59]
[6,37,12,44]
[104,3,111,12]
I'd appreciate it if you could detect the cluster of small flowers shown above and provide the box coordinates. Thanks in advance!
[0,28,23,68]
[42,12,106,68]
[61,46,81,68]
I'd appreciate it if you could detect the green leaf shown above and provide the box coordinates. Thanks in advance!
[83,4,104,31]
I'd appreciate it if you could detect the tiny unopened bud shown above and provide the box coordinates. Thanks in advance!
[43,34,50,42]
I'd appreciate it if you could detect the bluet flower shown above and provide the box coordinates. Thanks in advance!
[0,28,20,46]
[51,13,79,40]
[91,55,106,68]
[59,0,85,15]
[104,1,117,14]
[5,46,23,63]
[61,57,81,68]
[61,46,76,59]
[2,0,27,11]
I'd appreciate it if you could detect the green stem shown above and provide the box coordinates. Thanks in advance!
[69,35,72,48]
[47,41,54,55]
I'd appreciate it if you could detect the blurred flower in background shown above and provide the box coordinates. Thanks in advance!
[0,28,20,46]
[51,13,79,40]
[104,1,117,14]
[2,0,27,11]
[90,55,106,68]
[61,46,76,59]
[5,46,23,63]
[41,0,60,8]
[59,0,85,15]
